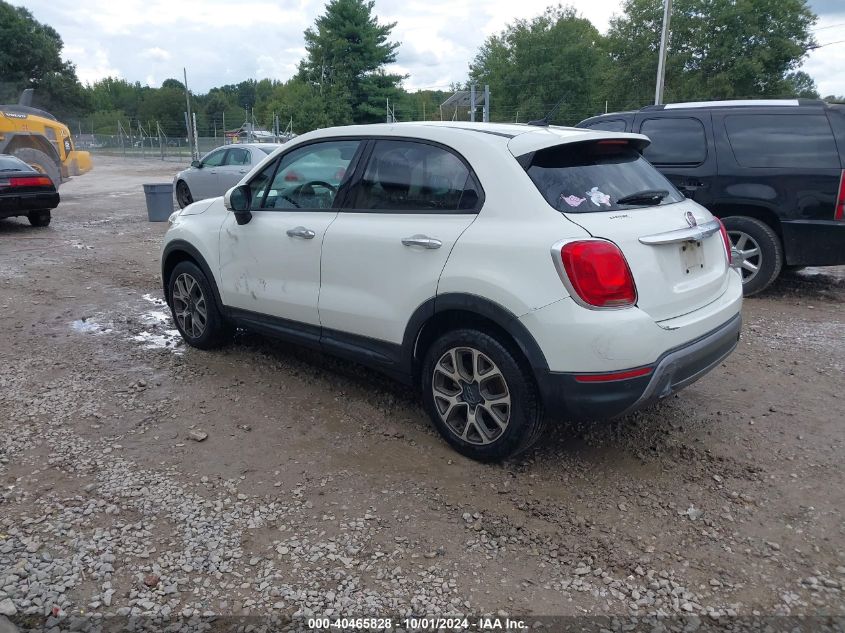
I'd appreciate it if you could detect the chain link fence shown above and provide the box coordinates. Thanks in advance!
[71,134,258,162]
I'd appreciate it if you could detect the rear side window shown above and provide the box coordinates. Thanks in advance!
[724,114,840,169]
[225,148,250,165]
[349,140,480,212]
[524,141,685,213]
[640,117,707,165]
[585,119,627,132]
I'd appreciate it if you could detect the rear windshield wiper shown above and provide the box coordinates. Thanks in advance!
[616,189,669,206]
[0,168,23,172]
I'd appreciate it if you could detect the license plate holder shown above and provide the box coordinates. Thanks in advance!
[680,240,704,275]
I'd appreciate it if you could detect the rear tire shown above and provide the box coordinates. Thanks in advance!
[421,328,546,462]
[176,180,193,209]
[27,210,51,227]
[167,261,230,349]
[723,216,783,296]
[13,147,61,188]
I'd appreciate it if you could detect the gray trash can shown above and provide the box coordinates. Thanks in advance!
[143,183,174,222]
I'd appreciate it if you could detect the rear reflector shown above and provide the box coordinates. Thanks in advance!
[560,240,637,308]
[8,176,53,187]
[574,367,653,383]
[597,140,629,145]
[836,170,845,221]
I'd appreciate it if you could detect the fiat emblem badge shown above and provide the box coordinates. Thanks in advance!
[685,211,697,227]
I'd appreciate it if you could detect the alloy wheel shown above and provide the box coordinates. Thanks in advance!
[172,273,207,338]
[431,347,511,445]
[728,230,762,284]
[177,182,193,208]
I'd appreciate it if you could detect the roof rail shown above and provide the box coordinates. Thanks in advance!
[642,99,810,111]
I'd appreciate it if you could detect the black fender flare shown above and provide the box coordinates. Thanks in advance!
[160,240,224,309]
[401,293,549,377]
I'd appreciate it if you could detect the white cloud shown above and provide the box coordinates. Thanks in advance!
[11,0,845,97]
[143,47,171,62]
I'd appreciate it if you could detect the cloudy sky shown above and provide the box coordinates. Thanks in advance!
[12,0,845,98]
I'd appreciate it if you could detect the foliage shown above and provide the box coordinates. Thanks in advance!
[604,0,819,109]
[470,6,608,125]
[298,0,404,125]
[0,0,89,118]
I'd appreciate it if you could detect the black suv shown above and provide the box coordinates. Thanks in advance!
[578,100,845,295]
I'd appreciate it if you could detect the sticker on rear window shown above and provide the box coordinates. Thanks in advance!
[560,194,586,207]
[586,187,611,207]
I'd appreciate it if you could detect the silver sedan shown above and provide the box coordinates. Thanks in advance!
[174,143,280,208]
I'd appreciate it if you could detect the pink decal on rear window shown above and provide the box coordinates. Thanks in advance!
[561,194,586,207]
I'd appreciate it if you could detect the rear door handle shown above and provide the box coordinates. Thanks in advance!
[286,226,315,239]
[401,235,442,249]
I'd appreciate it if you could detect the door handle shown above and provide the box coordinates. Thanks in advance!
[401,235,442,249]
[239,169,248,174]
[286,226,316,239]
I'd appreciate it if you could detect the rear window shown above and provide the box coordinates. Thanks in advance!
[724,114,840,169]
[585,119,627,132]
[524,142,685,213]
[0,155,30,171]
[640,117,707,165]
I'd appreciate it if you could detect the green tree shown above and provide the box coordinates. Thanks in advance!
[469,6,608,124]
[0,0,88,117]
[605,0,818,108]
[298,0,404,125]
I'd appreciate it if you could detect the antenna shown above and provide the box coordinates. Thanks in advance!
[527,96,566,127]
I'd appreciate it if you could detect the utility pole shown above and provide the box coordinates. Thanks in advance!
[222,112,226,145]
[470,84,476,122]
[183,68,195,158]
[483,85,490,123]
[654,0,672,105]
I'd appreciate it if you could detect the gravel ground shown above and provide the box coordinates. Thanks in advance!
[1,157,843,632]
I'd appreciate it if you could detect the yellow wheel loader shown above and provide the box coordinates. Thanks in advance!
[0,89,92,187]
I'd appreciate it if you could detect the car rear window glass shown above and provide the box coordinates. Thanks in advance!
[724,114,840,169]
[0,155,30,171]
[585,119,627,132]
[225,148,250,165]
[348,140,480,212]
[640,117,707,165]
[524,141,685,213]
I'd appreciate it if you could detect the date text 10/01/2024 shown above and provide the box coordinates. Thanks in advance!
[307,617,528,630]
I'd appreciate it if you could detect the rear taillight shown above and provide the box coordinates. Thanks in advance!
[836,170,845,221]
[559,240,637,308]
[715,217,731,261]
[7,176,53,187]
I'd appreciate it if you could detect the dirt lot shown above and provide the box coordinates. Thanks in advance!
[1,156,844,629]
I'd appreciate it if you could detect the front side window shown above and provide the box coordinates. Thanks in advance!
[348,140,479,212]
[201,149,226,167]
[262,140,360,210]
[724,114,839,169]
[524,140,685,213]
[640,117,707,165]
[225,148,250,165]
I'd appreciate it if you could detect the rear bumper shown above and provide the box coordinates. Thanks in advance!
[0,191,60,217]
[536,313,742,419]
[782,220,845,266]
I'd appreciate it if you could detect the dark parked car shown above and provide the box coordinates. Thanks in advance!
[578,100,845,295]
[0,154,59,226]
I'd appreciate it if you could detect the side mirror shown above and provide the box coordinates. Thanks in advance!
[191,160,201,168]
[224,184,252,225]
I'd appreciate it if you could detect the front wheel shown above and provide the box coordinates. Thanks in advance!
[723,216,783,296]
[167,261,230,349]
[421,329,546,462]
[176,180,193,209]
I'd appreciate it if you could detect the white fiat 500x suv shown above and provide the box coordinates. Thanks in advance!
[161,122,743,461]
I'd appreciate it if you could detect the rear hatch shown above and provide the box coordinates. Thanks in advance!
[512,131,729,322]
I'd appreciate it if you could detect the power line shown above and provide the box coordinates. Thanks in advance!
[807,39,845,50]
[811,22,845,32]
